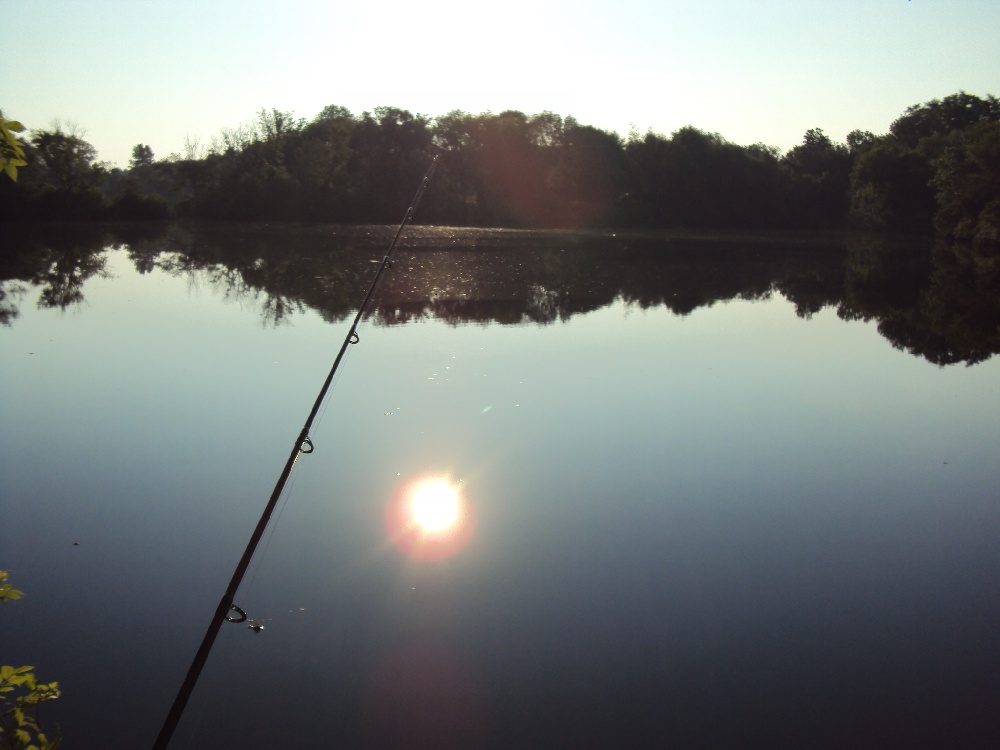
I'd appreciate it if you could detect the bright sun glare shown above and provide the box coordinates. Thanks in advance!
[388,474,472,560]
[408,479,461,535]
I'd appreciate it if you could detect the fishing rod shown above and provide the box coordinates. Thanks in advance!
[152,156,439,749]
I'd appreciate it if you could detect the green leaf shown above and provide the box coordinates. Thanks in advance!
[0,582,24,601]
[6,121,25,131]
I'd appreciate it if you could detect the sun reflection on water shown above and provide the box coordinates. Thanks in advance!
[387,475,473,560]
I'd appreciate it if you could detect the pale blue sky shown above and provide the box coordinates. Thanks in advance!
[3,0,997,166]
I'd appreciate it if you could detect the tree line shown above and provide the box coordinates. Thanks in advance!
[1,91,997,240]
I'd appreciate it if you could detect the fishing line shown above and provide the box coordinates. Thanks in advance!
[152,156,438,749]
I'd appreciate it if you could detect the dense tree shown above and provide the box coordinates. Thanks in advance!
[548,121,628,226]
[129,143,154,170]
[21,127,107,219]
[348,107,434,222]
[286,109,355,220]
[890,91,1000,148]
[315,104,353,123]
[624,128,714,226]
[623,127,795,229]
[784,128,842,175]
[932,121,1000,242]
[31,127,102,193]
[846,129,877,155]
[463,110,548,226]
[849,139,936,231]
[847,92,1000,235]
[782,128,852,227]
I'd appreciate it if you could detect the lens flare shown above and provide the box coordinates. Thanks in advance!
[387,476,473,560]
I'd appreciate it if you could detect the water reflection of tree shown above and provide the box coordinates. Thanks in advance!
[0,280,27,326]
[838,235,999,365]
[33,246,108,309]
[1,225,108,320]
[1,224,172,323]
[915,241,1000,365]
[248,227,1000,366]
[4,223,998,366]
[141,224,378,326]
[615,238,844,316]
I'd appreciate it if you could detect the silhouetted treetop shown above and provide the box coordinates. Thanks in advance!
[890,91,1000,147]
[129,144,154,170]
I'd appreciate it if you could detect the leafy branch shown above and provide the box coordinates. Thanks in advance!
[0,573,61,750]
[0,117,28,182]
[0,571,23,603]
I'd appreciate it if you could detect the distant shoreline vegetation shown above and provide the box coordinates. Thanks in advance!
[1,91,998,242]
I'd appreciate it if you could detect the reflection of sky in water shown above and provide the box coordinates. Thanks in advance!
[2,248,999,748]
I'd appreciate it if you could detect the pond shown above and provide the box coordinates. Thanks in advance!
[2,224,999,748]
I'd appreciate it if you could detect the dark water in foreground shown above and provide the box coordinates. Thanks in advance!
[2,224,999,748]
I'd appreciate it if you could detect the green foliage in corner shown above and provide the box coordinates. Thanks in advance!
[0,571,24,603]
[0,118,28,182]
[0,572,61,750]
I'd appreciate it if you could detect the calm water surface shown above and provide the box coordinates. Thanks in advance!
[1,225,999,748]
